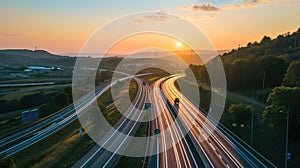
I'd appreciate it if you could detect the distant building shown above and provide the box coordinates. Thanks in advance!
[27,66,52,73]
[24,66,64,75]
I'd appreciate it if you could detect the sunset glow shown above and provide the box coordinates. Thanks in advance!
[0,0,299,54]
[176,41,183,48]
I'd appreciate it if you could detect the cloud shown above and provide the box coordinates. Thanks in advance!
[182,3,220,12]
[135,12,177,23]
[182,0,287,13]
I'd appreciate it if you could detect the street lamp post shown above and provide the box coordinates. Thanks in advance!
[262,71,266,90]
[251,96,254,146]
[280,105,289,168]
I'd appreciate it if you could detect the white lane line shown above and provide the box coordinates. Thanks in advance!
[209,143,216,151]
[158,88,198,168]
[80,84,144,168]
[161,78,216,167]
[102,86,146,168]
[165,78,246,168]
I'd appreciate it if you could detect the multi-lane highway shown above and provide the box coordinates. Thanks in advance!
[73,79,148,168]
[1,72,275,168]
[157,75,271,168]
[149,77,203,168]
[0,83,108,150]
[0,74,144,159]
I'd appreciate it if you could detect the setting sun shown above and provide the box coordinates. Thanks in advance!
[176,41,182,48]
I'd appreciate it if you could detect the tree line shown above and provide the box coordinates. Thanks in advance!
[186,27,300,141]
[0,87,72,114]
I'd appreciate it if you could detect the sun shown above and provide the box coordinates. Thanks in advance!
[176,41,182,48]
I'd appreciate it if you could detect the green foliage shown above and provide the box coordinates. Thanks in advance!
[39,103,62,118]
[63,86,73,100]
[222,28,300,61]
[228,103,252,125]
[95,71,113,84]
[0,157,17,168]
[186,28,300,91]
[283,61,300,87]
[188,55,289,91]
[187,64,210,85]
[199,86,211,111]
[260,36,271,44]
[265,86,300,107]
[263,86,300,139]
[54,93,70,107]
[0,93,48,113]
[256,88,272,102]
[19,92,48,108]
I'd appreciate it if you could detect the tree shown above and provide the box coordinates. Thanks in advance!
[282,61,300,87]
[63,86,73,101]
[19,93,47,108]
[0,156,17,168]
[263,86,300,139]
[260,36,271,44]
[258,55,289,88]
[228,103,251,125]
[54,93,70,107]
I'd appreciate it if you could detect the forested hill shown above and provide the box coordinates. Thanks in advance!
[222,27,300,63]
[188,27,300,91]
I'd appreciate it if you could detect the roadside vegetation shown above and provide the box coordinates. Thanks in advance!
[137,67,170,84]
[186,27,300,167]
[0,77,140,168]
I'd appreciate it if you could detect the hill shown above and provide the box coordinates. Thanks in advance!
[222,27,300,63]
[187,27,300,91]
[0,50,76,68]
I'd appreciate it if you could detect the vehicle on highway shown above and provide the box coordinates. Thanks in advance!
[174,98,180,105]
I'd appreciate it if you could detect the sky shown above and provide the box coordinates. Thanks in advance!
[0,0,299,54]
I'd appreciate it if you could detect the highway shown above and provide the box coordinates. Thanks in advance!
[0,73,274,167]
[149,78,203,168]
[0,74,145,159]
[72,79,148,168]
[158,75,270,168]
[0,83,108,150]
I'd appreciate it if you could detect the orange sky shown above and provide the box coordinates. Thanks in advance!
[0,0,299,55]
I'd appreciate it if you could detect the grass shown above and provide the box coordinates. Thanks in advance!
[97,79,139,126]
[137,68,170,84]
[219,89,287,167]
[129,79,138,102]
[179,76,287,167]
[218,93,287,167]
[114,121,149,168]
[0,74,142,168]
[135,122,149,137]
[0,117,22,138]
[97,88,122,126]
[115,156,145,168]
[0,76,72,85]
[115,98,150,168]
[0,119,84,168]
[0,103,62,138]
[0,84,69,101]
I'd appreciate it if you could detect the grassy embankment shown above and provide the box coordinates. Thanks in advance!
[116,69,170,168]
[0,79,140,168]
[180,78,288,167]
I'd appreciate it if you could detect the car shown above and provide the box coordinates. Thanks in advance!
[174,98,180,105]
